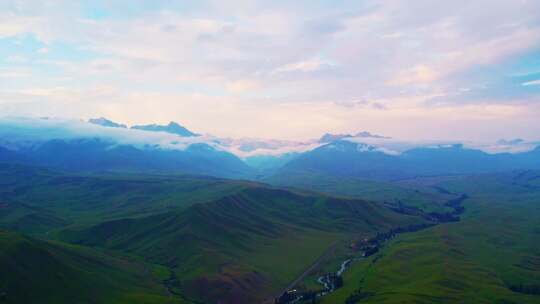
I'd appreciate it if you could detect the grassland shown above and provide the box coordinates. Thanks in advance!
[7,162,537,303]
[0,163,255,233]
[58,187,425,303]
[0,230,184,304]
[266,170,455,213]
[319,171,540,303]
[0,163,430,303]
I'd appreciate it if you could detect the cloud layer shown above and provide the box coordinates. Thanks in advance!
[0,117,537,160]
[0,0,539,140]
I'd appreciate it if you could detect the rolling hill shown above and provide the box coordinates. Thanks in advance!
[265,170,455,213]
[0,163,256,229]
[58,186,426,303]
[0,230,179,304]
[319,171,540,303]
[0,163,430,303]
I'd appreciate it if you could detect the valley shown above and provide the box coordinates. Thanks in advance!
[2,1,540,302]
[0,119,539,303]
[1,157,539,303]
[0,164,431,303]
[315,171,540,303]
[275,186,467,304]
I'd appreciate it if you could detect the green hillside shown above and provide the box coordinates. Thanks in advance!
[3,164,538,303]
[0,163,254,232]
[59,187,425,303]
[266,169,455,212]
[319,171,540,303]
[0,230,182,304]
[0,164,431,303]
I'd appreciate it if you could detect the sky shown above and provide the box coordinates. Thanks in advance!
[1,0,540,141]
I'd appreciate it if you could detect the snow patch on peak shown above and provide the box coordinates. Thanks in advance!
[356,142,400,155]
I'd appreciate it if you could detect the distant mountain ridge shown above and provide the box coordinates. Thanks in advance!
[496,138,524,145]
[319,131,390,143]
[272,140,540,182]
[88,117,198,137]
[88,117,127,128]
[1,117,539,179]
[0,138,252,179]
[131,121,198,137]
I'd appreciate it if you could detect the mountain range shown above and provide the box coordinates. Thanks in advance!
[271,140,540,182]
[131,122,198,137]
[0,117,538,181]
[89,118,199,137]
[319,131,390,143]
[0,138,252,178]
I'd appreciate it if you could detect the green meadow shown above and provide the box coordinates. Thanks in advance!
[319,171,540,303]
[3,162,539,303]
[0,164,426,303]
[0,230,184,304]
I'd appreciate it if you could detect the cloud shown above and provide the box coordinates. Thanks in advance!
[273,58,335,73]
[333,99,387,110]
[220,138,322,158]
[226,80,261,93]
[0,67,31,78]
[6,55,28,63]
[0,116,324,158]
[0,116,538,160]
[333,100,369,108]
[463,141,540,154]
[523,79,540,86]
[0,0,539,140]
[345,136,540,155]
[0,116,216,151]
[371,102,387,110]
[388,65,440,86]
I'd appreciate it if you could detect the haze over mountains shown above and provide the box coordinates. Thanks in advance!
[319,131,390,143]
[0,116,538,181]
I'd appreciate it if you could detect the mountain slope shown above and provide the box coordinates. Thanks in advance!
[0,163,431,303]
[0,230,178,304]
[274,141,540,182]
[0,138,253,178]
[320,171,540,303]
[0,163,255,230]
[0,147,26,163]
[265,170,455,213]
[277,141,405,180]
[88,117,127,128]
[0,201,68,235]
[58,186,425,303]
